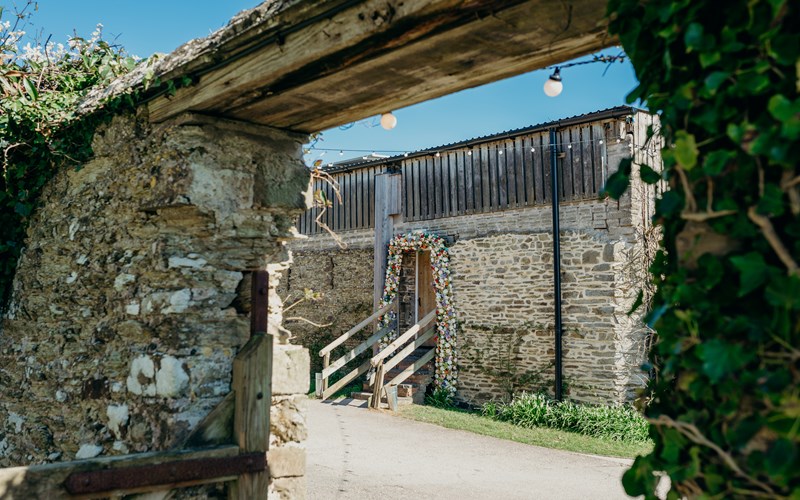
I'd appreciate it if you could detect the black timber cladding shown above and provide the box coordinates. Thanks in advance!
[297,106,636,234]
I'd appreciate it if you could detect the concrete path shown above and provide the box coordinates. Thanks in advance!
[306,399,633,500]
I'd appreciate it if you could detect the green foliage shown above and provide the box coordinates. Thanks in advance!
[0,6,140,311]
[425,386,455,409]
[482,392,651,444]
[607,0,800,497]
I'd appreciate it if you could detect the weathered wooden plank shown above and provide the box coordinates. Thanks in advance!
[143,0,611,132]
[527,136,539,204]
[384,347,436,389]
[369,363,385,409]
[371,310,436,366]
[559,128,573,201]
[369,327,435,384]
[465,149,476,212]
[581,125,594,197]
[514,136,526,206]
[495,143,507,209]
[443,153,452,217]
[592,124,606,193]
[320,300,395,356]
[480,144,491,212]
[543,132,553,203]
[412,160,421,221]
[321,324,393,379]
[433,154,442,218]
[230,333,272,499]
[426,157,435,219]
[0,446,241,500]
[321,359,371,400]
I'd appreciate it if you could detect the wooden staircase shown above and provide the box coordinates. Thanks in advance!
[351,346,435,404]
[316,301,437,408]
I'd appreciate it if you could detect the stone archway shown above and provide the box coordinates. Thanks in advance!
[378,231,458,394]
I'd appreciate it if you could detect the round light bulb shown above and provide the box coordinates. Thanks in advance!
[380,112,397,130]
[543,68,563,97]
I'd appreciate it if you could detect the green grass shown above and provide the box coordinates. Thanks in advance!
[397,405,653,459]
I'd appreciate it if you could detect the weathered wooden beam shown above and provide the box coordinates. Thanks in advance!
[0,445,240,500]
[229,268,273,499]
[146,0,611,132]
[373,174,402,313]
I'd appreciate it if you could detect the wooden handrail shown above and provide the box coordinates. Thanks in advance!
[321,324,393,379]
[368,326,435,385]
[370,310,436,367]
[383,348,436,390]
[319,300,395,357]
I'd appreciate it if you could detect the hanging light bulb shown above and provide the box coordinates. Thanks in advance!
[543,68,563,97]
[339,150,344,156]
[380,112,397,130]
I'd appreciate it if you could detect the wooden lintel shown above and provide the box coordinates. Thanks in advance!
[146,0,612,132]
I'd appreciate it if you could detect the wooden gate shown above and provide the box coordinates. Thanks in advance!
[0,271,273,499]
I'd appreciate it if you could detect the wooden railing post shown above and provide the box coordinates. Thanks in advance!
[230,270,272,500]
[322,353,330,393]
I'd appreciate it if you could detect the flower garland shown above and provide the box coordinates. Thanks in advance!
[379,230,458,394]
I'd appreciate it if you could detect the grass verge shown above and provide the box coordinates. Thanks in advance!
[397,405,653,459]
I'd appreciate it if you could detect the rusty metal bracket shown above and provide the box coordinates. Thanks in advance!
[64,452,266,495]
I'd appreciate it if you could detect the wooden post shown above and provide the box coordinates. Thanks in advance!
[230,270,272,499]
[373,173,402,313]
[322,352,330,393]
[369,362,385,409]
[315,373,323,398]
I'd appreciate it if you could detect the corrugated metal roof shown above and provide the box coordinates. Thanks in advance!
[322,105,642,173]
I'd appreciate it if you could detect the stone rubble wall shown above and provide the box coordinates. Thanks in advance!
[0,112,312,499]
[286,138,656,406]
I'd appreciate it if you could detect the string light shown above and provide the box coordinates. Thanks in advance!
[541,52,627,98]
[543,68,563,97]
[306,136,622,166]
[380,112,397,130]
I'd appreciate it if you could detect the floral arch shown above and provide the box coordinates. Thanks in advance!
[379,230,458,394]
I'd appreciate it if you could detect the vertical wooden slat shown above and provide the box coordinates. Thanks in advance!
[418,158,428,219]
[559,128,572,201]
[515,136,527,206]
[543,132,553,203]
[465,150,476,213]
[572,126,585,199]
[480,144,491,212]
[368,166,375,227]
[529,135,541,204]
[412,158,424,220]
[592,124,605,193]
[433,154,442,218]
[456,151,467,214]
[503,140,515,208]
[448,152,458,217]
[581,126,594,197]
[231,270,272,499]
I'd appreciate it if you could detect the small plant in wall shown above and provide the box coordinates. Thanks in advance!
[460,322,554,402]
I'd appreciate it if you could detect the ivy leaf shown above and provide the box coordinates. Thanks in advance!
[673,131,698,170]
[702,150,733,175]
[601,158,632,199]
[765,275,800,310]
[684,23,705,51]
[697,339,750,383]
[730,252,768,296]
[639,164,662,184]
[704,71,729,94]
[757,184,785,217]
[627,290,644,316]
[768,95,800,140]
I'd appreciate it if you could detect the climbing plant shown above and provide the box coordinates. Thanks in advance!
[0,4,142,311]
[605,0,799,497]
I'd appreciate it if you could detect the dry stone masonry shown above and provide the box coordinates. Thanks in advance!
[0,112,312,498]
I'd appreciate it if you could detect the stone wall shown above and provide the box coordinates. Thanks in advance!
[277,248,374,375]
[0,112,311,498]
[285,121,658,406]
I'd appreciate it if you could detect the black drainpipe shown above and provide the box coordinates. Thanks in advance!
[549,127,563,401]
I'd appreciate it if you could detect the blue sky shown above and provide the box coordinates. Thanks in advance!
[22,1,640,160]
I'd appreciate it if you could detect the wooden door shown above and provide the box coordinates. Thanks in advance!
[417,251,437,347]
